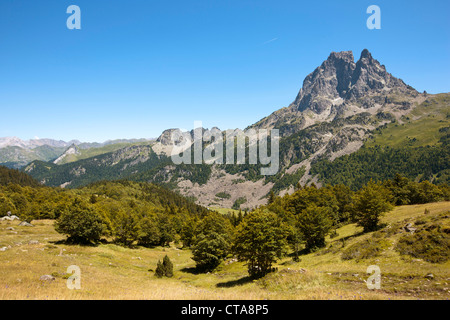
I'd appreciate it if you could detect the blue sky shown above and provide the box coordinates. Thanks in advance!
[0,0,449,142]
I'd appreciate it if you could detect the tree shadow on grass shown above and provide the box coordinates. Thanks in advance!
[216,276,253,288]
[333,230,366,244]
[50,238,101,247]
[180,267,202,275]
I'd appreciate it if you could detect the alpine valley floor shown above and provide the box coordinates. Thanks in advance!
[1,201,449,300]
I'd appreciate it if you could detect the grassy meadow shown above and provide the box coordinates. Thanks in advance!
[0,201,449,300]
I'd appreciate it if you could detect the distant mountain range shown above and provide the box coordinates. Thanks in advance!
[5,49,448,209]
[0,138,154,168]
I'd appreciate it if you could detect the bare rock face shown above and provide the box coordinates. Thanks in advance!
[291,49,414,114]
[347,49,409,101]
[157,129,183,146]
[294,51,356,113]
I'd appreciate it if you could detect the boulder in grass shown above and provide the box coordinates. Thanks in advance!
[0,215,20,221]
[18,221,33,227]
[39,275,56,281]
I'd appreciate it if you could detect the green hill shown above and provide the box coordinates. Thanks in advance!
[54,141,151,165]
[311,93,450,189]
[366,93,450,148]
[23,144,166,188]
[0,165,40,187]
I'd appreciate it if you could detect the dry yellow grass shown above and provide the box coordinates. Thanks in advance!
[0,201,449,300]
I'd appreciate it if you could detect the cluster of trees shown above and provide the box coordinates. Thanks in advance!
[1,164,449,279]
[176,176,448,277]
[54,180,210,247]
[311,142,450,189]
[0,166,40,187]
[0,183,75,221]
[0,175,211,248]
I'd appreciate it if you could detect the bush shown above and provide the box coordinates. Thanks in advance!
[232,197,247,210]
[215,192,231,199]
[396,227,450,263]
[341,238,391,261]
[163,255,174,277]
[155,260,165,278]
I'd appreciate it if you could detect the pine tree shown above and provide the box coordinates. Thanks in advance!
[268,190,276,204]
[162,255,174,277]
[155,260,165,278]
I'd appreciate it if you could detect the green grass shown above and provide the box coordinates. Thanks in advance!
[366,93,450,148]
[1,201,449,300]
[209,207,240,216]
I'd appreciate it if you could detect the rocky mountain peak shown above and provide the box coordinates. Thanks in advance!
[359,48,372,60]
[291,49,414,114]
[327,50,354,63]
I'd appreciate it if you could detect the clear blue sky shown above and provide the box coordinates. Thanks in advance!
[0,0,449,142]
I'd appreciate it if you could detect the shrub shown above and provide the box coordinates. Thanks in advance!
[163,255,174,277]
[396,228,450,263]
[341,238,391,261]
[215,192,231,199]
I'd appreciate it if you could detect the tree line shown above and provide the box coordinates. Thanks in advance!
[1,165,449,279]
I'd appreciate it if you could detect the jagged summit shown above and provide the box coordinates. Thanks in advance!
[291,49,413,114]
[251,49,418,136]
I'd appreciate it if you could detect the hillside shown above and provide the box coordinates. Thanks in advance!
[0,165,40,187]
[53,141,154,165]
[1,201,448,300]
[23,144,167,188]
[0,138,152,169]
[0,145,66,169]
[310,93,450,189]
[365,93,450,148]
